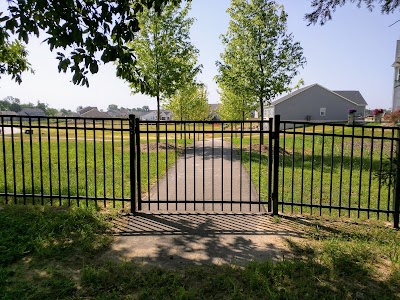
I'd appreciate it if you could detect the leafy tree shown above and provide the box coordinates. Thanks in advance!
[36,101,49,113]
[216,0,306,143]
[305,0,400,25]
[46,108,58,116]
[165,83,210,121]
[0,38,33,84]
[9,102,21,112]
[218,84,255,121]
[108,104,119,111]
[120,1,201,123]
[142,105,150,112]
[1,0,178,87]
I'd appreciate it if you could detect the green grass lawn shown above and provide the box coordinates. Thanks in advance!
[1,205,399,299]
[0,134,190,210]
[230,124,399,221]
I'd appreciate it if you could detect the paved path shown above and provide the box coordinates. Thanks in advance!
[104,213,306,267]
[0,126,21,135]
[142,138,262,213]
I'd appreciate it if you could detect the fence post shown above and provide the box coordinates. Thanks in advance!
[394,128,400,229]
[267,118,273,213]
[129,114,136,214]
[135,118,142,211]
[272,115,281,216]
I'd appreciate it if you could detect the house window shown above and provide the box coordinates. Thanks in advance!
[320,108,326,116]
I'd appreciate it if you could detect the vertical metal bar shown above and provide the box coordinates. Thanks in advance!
[156,122,160,210]
[357,126,365,218]
[267,118,273,213]
[11,117,17,204]
[377,127,384,219]
[319,124,326,216]
[366,127,373,219]
[111,119,115,207]
[291,123,296,214]
[102,119,106,207]
[310,125,316,215]
[20,116,26,204]
[66,118,71,206]
[175,122,178,210]
[75,118,79,207]
[338,125,345,216]
[83,119,88,207]
[393,128,400,229]
[165,121,169,210]
[329,125,335,215]
[221,121,224,211]
[1,117,8,203]
[240,121,243,211]
[47,117,53,206]
[348,125,355,218]
[93,119,97,207]
[129,115,136,213]
[38,118,44,205]
[300,123,306,214]
[135,118,142,211]
[56,118,62,206]
[203,122,205,210]
[249,123,253,211]
[258,121,262,212]
[230,122,233,211]
[28,117,34,204]
[121,119,124,209]
[387,129,395,220]
[147,122,150,209]
[272,115,280,216]
[212,122,215,210]
[281,122,286,212]
[184,122,187,210]
[193,122,196,210]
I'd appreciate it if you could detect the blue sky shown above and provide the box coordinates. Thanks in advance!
[0,0,399,111]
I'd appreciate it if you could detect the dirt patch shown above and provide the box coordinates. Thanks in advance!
[140,142,183,152]
[241,144,291,155]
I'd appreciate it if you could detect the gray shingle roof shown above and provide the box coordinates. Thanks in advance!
[332,91,368,106]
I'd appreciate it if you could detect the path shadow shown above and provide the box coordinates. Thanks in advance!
[104,212,307,267]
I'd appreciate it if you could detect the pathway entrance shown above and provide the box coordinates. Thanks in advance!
[141,138,263,212]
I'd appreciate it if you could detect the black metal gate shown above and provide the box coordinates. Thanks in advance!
[130,116,274,213]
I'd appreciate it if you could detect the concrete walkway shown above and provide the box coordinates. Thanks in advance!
[104,213,306,267]
[143,138,262,213]
[102,138,297,268]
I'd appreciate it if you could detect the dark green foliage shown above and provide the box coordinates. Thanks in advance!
[1,0,180,87]
[305,0,400,25]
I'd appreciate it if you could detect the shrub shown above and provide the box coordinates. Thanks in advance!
[384,108,400,125]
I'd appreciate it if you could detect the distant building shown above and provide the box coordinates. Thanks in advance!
[78,106,109,118]
[140,110,173,121]
[0,111,19,121]
[209,104,220,121]
[18,108,46,120]
[263,83,367,122]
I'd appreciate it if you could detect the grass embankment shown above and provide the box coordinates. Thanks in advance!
[1,205,399,299]
[231,124,398,221]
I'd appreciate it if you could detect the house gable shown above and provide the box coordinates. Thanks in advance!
[272,84,363,122]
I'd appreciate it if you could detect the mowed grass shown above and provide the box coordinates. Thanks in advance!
[1,205,399,299]
[231,124,399,221]
[0,128,191,209]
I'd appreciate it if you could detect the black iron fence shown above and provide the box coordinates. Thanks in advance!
[1,115,399,227]
[0,116,132,209]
